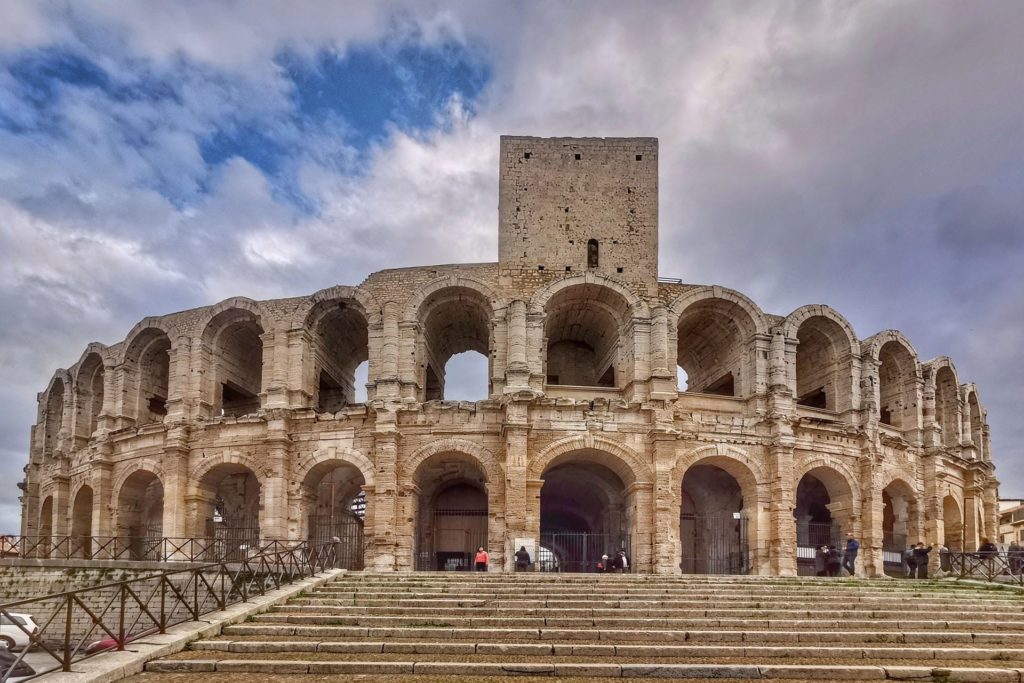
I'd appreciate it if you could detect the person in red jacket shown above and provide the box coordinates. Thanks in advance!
[474,547,489,571]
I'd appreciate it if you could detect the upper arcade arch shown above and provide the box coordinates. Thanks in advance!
[201,303,265,418]
[73,347,108,440]
[670,444,766,505]
[963,385,985,460]
[305,295,371,412]
[122,326,172,426]
[668,287,768,397]
[529,435,652,487]
[41,371,70,457]
[403,438,504,490]
[784,306,859,414]
[927,357,961,449]
[866,331,921,430]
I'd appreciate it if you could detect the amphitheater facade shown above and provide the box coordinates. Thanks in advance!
[20,136,998,575]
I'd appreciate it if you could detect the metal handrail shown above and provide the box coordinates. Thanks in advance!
[0,535,308,563]
[949,550,1024,585]
[0,541,338,680]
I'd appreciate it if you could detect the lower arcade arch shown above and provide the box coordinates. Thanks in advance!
[298,460,366,569]
[882,480,920,559]
[539,450,633,573]
[794,465,855,573]
[943,495,964,552]
[412,453,491,571]
[39,496,53,543]
[190,464,262,555]
[70,485,94,557]
[679,461,756,575]
[116,471,164,559]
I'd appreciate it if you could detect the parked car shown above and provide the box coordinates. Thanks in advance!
[0,642,35,680]
[0,613,38,651]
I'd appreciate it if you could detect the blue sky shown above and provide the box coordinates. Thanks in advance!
[1,1,1023,532]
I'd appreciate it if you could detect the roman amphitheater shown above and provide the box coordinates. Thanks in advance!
[19,136,998,576]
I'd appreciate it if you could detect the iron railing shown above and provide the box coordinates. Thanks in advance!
[0,535,321,563]
[0,541,338,681]
[949,550,1024,585]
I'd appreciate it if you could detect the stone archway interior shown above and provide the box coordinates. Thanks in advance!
[303,463,366,543]
[544,284,628,388]
[882,483,917,554]
[943,495,963,551]
[680,465,745,574]
[71,486,93,552]
[540,458,629,572]
[414,456,488,571]
[117,471,164,540]
[312,304,368,412]
[794,473,835,548]
[196,464,261,549]
[39,496,53,539]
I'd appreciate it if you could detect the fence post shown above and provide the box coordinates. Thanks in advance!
[63,595,73,672]
[118,582,127,650]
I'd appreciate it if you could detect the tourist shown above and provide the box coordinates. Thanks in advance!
[515,545,532,572]
[842,533,860,576]
[615,550,630,573]
[474,546,489,572]
[814,545,828,577]
[826,545,842,577]
[598,554,609,573]
[978,538,998,556]
[902,545,915,578]
[939,544,951,573]
[1009,541,1023,574]
[911,542,933,579]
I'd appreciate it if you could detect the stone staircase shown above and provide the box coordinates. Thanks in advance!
[140,573,1024,681]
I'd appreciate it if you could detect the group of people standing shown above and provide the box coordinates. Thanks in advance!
[900,543,934,578]
[814,533,861,577]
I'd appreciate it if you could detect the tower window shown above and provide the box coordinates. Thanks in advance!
[587,239,599,269]
[574,153,581,160]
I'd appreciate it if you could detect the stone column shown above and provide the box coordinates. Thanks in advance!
[260,414,292,540]
[51,473,70,538]
[376,302,401,401]
[525,479,544,560]
[983,480,1000,543]
[91,455,114,538]
[767,327,797,575]
[525,312,546,392]
[505,300,530,391]
[369,424,400,571]
[398,320,421,401]
[858,454,883,577]
[626,481,655,573]
[165,335,191,423]
[651,434,680,574]
[502,402,531,570]
[162,425,190,541]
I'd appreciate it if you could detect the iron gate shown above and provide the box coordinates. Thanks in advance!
[538,532,632,573]
[680,512,749,575]
[796,520,841,575]
[308,511,365,570]
[416,508,488,571]
[205,516,260,562]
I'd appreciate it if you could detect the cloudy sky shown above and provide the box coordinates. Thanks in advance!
[1,1,1022,533]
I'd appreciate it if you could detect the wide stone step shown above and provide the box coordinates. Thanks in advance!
[221,623,1022,644]
[276,603,1024,620]
[189,638,1024,662]
[144,658,1024,681]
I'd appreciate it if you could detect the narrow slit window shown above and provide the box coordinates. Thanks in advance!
[587,239,599,268]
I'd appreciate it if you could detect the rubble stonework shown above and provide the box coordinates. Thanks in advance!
[20,136,998,575]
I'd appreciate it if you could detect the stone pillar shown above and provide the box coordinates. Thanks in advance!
[165,335,191,423]
[369,424,400,571]
[505,300,530,391]
[921,452,942,573]
[286,328,314,408]
[51,473,70,538]
[525,312,546,393]
[767,443,796,575]
[91,456,114,538]
[983,480,1000,543]
[398,320,420,401]
[651,434,680,574]
[858,454,883,577]
[162,425,190,540]
[626,481,654,573]
[260,415,291,540]
[526,479,544,560]
[963,484,980,551]
[502,402,531,570]
[376,302,401,401]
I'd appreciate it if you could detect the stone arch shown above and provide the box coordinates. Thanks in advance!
[295,449,371,555]
[409,280,500,401]
[669,287,768,397]
[865,331,920,430]
[305,292,372,411]
[942,494,964,551]
[963,385,985,460]
[39,495,54,543]
[70,484,94,557]
[529,434,652,486]
[117,317,177,365]
[528,272,649,318]
[306,285,383,327]
[926,357,960,449]
[793,457,859,551]
[73,347,107,439]
[201,303,265,418]
[115,468,165,546]
[121,326,173,426]
[785,305,859,413]
[670,443,767,503]
[41,371,71,457]
[295,447,376,490]
[881,476,921,553]
[405,439,504,571]
[190,451,272,484]
[404,438,504,488]
[188,455,264,545]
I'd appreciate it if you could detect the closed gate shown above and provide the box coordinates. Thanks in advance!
[416,508,488,571]
[539,532,632,573]
[308,511,365,570]
[680,512,749,575]
[205,516,260,562]
[796,520,841,575]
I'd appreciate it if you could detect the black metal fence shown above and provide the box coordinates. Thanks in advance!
[308,512,364,570]
[415,509,488,571]
[0,541,338,680]
[950,550,1024,585]
[680,512,749,575]
[538,532,631,573]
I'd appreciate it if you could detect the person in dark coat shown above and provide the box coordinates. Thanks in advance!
[514,545,532,572]
[842,533,860,576]
[826,545,843,577]
[814,545,828,577]
[902,546,915,578]
[911,542,933,579]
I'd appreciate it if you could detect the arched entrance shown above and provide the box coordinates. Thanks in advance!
[794,466,854,574]
[38,496,54,558]
[194,463,261,560]
[943,495,964,552]
[300,461,366,569]
[413,453,489,571]
[680,465,748,574]
[882,480,919,574]
[71,485,94,558]
[539,450,632,573]
[116,471,164,559]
